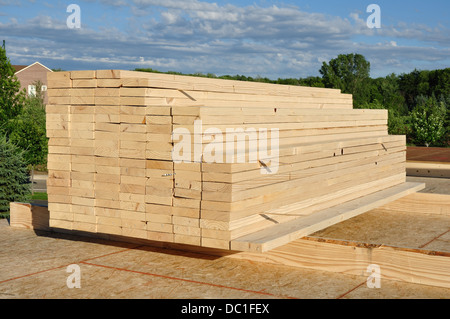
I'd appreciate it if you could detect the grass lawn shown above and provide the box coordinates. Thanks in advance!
[32,192,48,201]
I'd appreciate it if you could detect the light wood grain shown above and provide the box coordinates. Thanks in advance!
[45,69,415,250]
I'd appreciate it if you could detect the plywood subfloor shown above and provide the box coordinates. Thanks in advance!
[1,218,449,299]
[310,209,450,252]
[407,176,450,195]
[2,176,449,299]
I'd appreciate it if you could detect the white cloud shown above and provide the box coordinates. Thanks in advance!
[160,11,179,24]
[2,0,449,78]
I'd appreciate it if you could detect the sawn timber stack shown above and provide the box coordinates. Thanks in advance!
[45,70,424,253]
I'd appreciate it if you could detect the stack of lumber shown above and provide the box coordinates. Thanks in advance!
[46,69,409,251]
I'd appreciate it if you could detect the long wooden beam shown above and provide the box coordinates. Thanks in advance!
[229,236,450,289]
[406,161,450,178]
[231,182,425,252]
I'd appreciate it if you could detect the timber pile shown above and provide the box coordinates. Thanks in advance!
[46,69,413,252]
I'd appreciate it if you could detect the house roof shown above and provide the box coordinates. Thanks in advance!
[13,62,53,74]
[12,65,28,73]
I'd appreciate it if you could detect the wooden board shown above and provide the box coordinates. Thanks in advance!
[9,202,50,231]
[230,182,425,252]
[406,161,450,178]
[230,236,450,288]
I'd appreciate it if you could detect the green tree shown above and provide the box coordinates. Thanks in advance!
[276,78,300,86]
[432,68,450,98]
[411,96,446,147]
[298,76,325,88]
[445,106,450,146]
[359,99,385,110]
[398,68,450,112]
[438,94,450,146]
[399,69,423,111]
[387,109,412,137]
[10,80,48,167]
[377,73,407,114]
[0,45,26,137]
[0,134,31,217]
[319,53,371,107]
[134,68,162,74]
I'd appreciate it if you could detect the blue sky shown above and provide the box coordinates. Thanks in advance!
[1,0,449,79]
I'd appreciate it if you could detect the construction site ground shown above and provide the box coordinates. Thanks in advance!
[0,175,449,303]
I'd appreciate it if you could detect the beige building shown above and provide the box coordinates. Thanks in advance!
[13,62,53,104]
